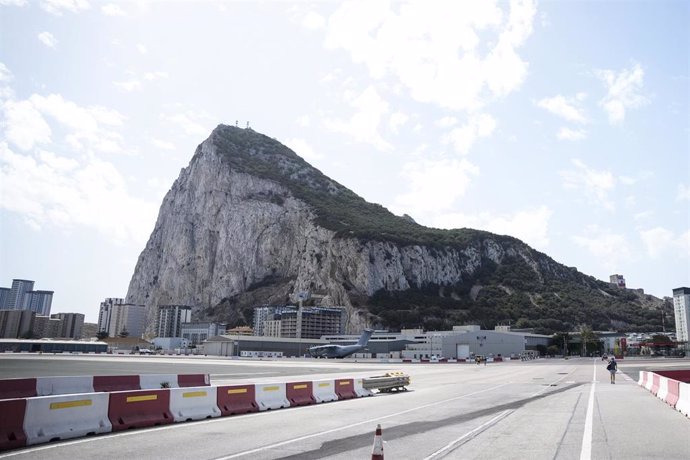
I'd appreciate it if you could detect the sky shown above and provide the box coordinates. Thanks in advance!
[0,0,688,324]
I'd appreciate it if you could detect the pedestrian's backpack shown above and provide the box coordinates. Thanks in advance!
[607,362,614,370]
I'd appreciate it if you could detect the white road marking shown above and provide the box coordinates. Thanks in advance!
[422,410,512,459]
[579,360,597,460]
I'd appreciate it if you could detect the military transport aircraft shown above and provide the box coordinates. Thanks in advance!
[308,329,373,358]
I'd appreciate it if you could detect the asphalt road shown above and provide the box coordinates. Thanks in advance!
[0,355,688,459]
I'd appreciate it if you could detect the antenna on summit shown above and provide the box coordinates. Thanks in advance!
[246,121,250,129]
[235,120,238,127]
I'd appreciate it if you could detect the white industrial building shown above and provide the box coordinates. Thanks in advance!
[98,298,147,338]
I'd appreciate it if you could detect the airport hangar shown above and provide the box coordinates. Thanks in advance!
[203,326,549,359]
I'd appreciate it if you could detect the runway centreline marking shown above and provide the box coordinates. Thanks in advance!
[0,383,511,459]
[580,359,597,460]
[214,383,512,460]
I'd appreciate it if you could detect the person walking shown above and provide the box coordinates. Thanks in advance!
[607,357,618,384]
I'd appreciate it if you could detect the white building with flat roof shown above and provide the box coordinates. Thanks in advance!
[98,298,146,338]
[673,287,690,343]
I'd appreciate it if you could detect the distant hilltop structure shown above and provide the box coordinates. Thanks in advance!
[610,274,626,289]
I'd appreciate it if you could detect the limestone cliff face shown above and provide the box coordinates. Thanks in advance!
[127,125,661,334]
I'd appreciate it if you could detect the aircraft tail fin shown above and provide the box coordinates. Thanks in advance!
[357,329,374,347]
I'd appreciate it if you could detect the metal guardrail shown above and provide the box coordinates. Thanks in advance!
[362,372,410,393]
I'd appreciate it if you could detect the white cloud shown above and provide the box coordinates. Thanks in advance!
[597,63,648,124]
[40,0,89,15]
[434,206,553,250]
[0,142,156,245]
[302,11,325,30]
[136,44,148,55]
[389,111,409,133]
[101,3,125,16]
[323,0,536,111]
[296,115,311,127]
[446,113,496,154]
[4,93,127,155]
[436,116,458,128]
[2,99,52,150]
[151,139,175,151]
[560,159,616,210]
[113,80,142,92]
[537,94,587,123]
[0,0,28,6]
[0,62,12,82]
[284,138,323,161]
[572,226,633,272]
[143,71,168,81]
[37,31,58,48]
[390,158,479,216]
[639,227,689,258]
[557,127,587,141]
[324,85,392,151]
[677,184,690,202]
[161,110,214,138]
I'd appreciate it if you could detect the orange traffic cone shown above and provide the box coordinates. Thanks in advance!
[371,424,384,460]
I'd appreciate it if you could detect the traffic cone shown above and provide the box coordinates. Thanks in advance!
[371,424,384,460]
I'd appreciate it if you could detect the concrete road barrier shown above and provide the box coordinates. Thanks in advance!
[676,382,690,417]
[656,377,669,401]
[217,385,258,416]
[286,381,315,407]
[169,386,221,422]
[354,378,374,397]
[177,374,210,387]
[650,374,660,396]
[36,376,94,396]
[335,379,357,400]
[140,374,178,389]
[312,380,338,403]
[23,393,111,445]
[255,383,289,411]
[94,375,140,393]
[0,398,27,451]
[0,378,37,400]
[108,389,172,431]
[665,379,680,408]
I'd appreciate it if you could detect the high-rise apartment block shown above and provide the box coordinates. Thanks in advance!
[156,305,192,338]
[673,287,690,343]
[52,313,85,339]
[0,309,34,338]
[0,279,53,316]
[98,298,146,338]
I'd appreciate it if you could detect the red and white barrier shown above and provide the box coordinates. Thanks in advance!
[255,383,289,411]
[286,381,315,407]
[0,398,27,451]
[217,384,258,416]
[312,380,338,403]
[656,377,669,401]
[36,376,94,396]
[676,382,690,417]
[169,386,221,422]
[335,379,357,400]
[108,389,173,431]
[354,378,374,397]
[23,393,111,445]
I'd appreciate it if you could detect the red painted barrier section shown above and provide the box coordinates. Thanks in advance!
[655,370,690,384]
[494,357,503,362]
[286,381,315,406]
[108,389,172,431]
[651,374,661,396]
[217,385,258,416]
[0,399,27,451]
[640,372,648,387]
[177,374,209,387]
[402,359,412,363]
[94,375,140,393]
[335,379,357,400]
[666,379,681,407]
[0,378,37,400]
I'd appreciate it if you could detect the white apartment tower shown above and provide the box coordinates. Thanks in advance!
[98,298,146,338]
[673,287,690,343]
[156,305,192,338]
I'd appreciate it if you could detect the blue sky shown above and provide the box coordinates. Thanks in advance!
[0,0,688,323]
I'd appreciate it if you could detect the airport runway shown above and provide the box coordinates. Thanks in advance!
[0,355,688,459]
